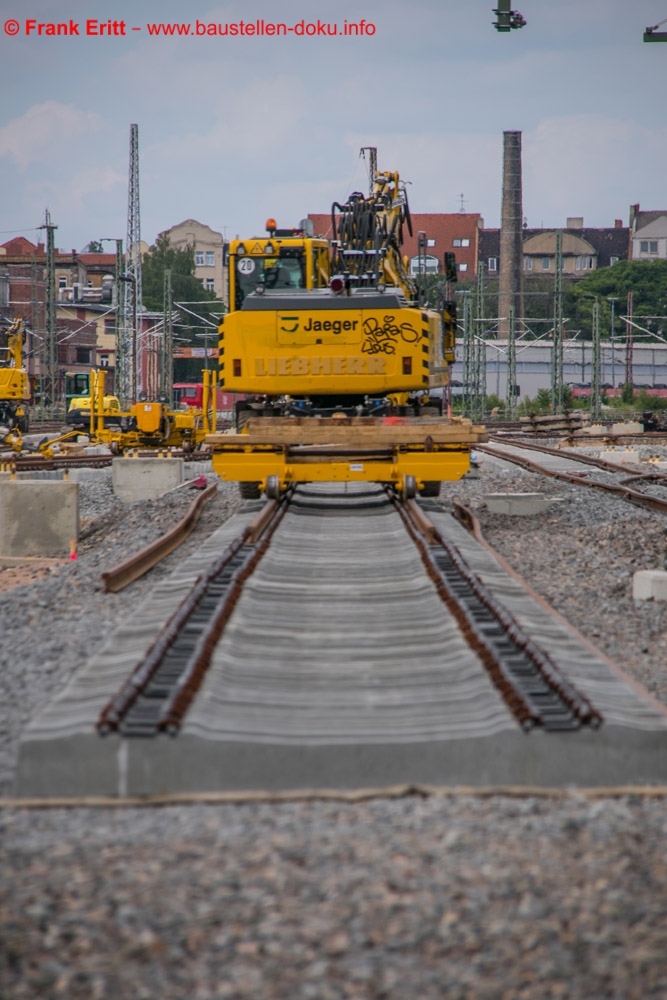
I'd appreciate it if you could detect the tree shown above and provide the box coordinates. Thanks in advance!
[141,234,219,382]
[141,234,215,312]
[566,260,667,339]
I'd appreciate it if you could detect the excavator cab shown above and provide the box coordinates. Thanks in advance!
[229,223,330,311]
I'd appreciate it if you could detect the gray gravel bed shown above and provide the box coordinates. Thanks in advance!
[0,472,242,796]
[2,465,667,998]
[443,463,667,705]
[1,794,667,998]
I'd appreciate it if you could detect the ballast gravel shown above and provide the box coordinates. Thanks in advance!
[2,460,667,999]
[0,471,242,796]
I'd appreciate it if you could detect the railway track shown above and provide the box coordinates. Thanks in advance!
[0,448,197,472]
[96,483,601,740]
[481,438,667,515]
[17,480,667,795]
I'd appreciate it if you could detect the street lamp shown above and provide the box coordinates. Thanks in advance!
[607,297,619,389]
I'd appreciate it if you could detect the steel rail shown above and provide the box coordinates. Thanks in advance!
[98,480,604,741]
[492,435,667,483]
[0,452,114,471]
[477,443,667,515]
[101,483,218,593]
[396,496,602,731]
[97,491,292,737]
[489,435,654,475]
[0,448,199,471]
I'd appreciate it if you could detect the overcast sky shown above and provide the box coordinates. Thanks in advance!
[0,0,666,251]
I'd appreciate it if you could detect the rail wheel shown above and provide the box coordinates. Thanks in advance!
[265,475,281,500]
[402,475,417,500]
[420,481,441,497]
[239,481,261,499]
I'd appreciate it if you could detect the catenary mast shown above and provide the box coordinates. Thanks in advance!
[123,123,143,401]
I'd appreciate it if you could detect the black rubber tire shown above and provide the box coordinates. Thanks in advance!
[239,481,261,499]
[420,481,441,498]
[235,401,252,432]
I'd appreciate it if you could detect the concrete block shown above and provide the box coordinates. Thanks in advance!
[484,493,562,516]
[184,459,213,478]
[580,423,607,436]
[112,456,184,502]
[633,570,667,601]
[600,450,640,465]
[0,480,79,557]
[611,421,643,436]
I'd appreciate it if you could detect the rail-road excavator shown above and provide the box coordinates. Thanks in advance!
[207,170,486,498]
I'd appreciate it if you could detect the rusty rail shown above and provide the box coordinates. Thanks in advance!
[97,489,293,736]
[0,448,200,471]
[491,435,666,477]
[397,495,602,731]
[102,483,218,593]
[478,442,667,515]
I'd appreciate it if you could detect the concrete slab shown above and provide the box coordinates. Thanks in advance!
[0,468,108,483]
[112,456,183,501]
[0,480,78,558]
[601,450,641,466]
[484,493,563,516]
[17,727,667,798]
[15,489,667,796]
[580,423,607,436]
[633,570,667,601]
[611,421,643,436]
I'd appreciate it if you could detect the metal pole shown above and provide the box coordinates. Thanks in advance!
[607,296,618,389]
[506,303,517,417]
[162,268,173,404]
[417,231,426,307]
[125,124,143,400]
[591,297,601,421]
[100,238,125,400]
[132,278,137,402]
[38,210,58,417]
[462,292,474,418]
[625,290,634,391]
[551,230,564,412]
[114,240,124,398]
[475,261,487,415]
[360,146,377,195]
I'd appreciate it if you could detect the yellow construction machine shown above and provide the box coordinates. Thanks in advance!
[0,318,31,433]
[85,369,218,453]
[207,172,486,498]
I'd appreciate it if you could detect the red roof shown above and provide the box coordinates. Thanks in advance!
[78,253,116,266]
[1,236,38,255]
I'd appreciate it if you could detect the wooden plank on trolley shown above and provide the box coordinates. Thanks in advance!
[207,425,487,447]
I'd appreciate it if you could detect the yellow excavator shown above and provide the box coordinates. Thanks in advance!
[207,170,486,498]
[83,369,218,453]
[0,318,30,434]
